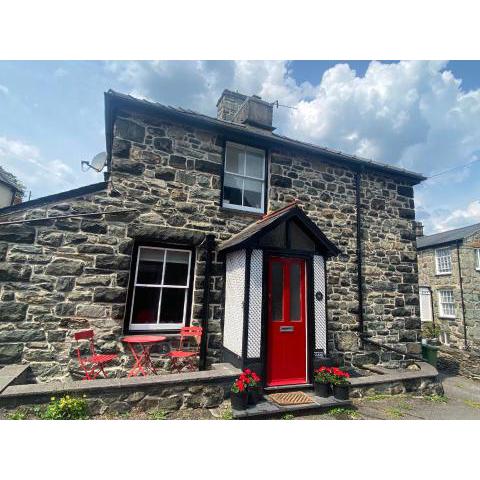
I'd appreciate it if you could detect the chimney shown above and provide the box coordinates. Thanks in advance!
[216,89,275,131]
[415,221,424,237]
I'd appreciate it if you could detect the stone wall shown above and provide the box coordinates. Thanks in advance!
[418,230,480,349]
[268,147,421,365]
[0,363,239,416]
[0,106,421,381]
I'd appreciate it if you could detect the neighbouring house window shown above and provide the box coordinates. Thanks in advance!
[475,248,480,270]
[435,247,452,274]
[438,289,455,318]
[222,142,265,213]
[128,246,192,331]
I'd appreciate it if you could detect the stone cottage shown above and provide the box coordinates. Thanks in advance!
[417,222,480,350]
[0,89,425,385]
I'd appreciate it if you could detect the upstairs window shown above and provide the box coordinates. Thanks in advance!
[128,246,192,331]
[438,289,455,318]
[435,247,452,274]
[475,248,480,271]
[222,142,265,213]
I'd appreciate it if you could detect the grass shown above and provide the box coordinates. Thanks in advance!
[397,401,413,411]
[328,407,360,419]
[425,394,448,404]
[149,410,168,420]
[463,399,480,409]
[385,407,405,418]
[220,409,234,420]
[6,408,29,420]
[281,413,295,420]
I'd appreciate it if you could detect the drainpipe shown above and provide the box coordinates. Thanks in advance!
[199,234,216,370]
[456,240,468,349]
[355,170,365,347]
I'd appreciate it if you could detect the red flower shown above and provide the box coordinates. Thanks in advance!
[252,373,260,382]
[244,368,252,375]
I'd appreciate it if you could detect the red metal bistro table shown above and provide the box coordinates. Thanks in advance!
[122,335,167,377]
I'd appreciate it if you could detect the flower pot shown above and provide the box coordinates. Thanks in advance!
[248,386,263,405]
[333,384,349,401]
[314,382,331,398]
[230,391,248,410]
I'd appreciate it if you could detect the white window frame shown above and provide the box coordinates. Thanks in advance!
[129,246,192,331]
[435,247,452,275]
[475,248,480,271]
[222,141,266,214]
[438,289,456,319]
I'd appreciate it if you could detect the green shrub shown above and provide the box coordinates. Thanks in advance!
[422,323,441,339]
[41,395,89,420]
[7,409,29,420]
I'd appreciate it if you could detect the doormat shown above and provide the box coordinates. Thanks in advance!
[268,391,314,406]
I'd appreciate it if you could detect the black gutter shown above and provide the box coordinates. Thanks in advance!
[199,234,216,370]
[355,171,365,346]
[456,240,469,349]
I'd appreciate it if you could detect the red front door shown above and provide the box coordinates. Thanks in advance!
[266,256,307,387]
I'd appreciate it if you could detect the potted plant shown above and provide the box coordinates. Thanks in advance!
[313,366,333,397]
[330,367,350,400]
[230,376,248,410]
[421,322,441,366]
[243,369,262,405]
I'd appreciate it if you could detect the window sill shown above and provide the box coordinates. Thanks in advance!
[220,205,265,216]
[438,316,456,320]
[435,272,452,276]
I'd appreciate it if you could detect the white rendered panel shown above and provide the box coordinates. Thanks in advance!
[247,249,263,358]
[313,255,327,353]
[223,250,246,356]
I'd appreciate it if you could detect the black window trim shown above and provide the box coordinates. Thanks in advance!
[124,240,196,335]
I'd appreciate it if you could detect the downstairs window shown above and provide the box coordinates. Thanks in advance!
[128,245,193,331]
[438,289,455,319]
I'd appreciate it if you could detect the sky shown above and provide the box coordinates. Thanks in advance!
[0,60,480,235]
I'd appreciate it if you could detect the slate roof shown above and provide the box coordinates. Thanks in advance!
[0,166,23,191]
[104,90,426,184]
[417,222,480,249]
[0,182,108,217]
[218,201,341,257]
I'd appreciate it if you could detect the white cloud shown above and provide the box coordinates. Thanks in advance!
[0,84,9,95]
[107,60,480,234]
[421,201,480,233]
[0,136,98,198]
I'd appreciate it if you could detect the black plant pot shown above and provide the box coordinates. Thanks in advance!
[333,384,350,401]
[314,382,331,398]
[231,391,248,410]
[248,386,263,405]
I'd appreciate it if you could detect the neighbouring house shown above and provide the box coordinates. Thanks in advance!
[0,89,426,385]
[0,166,24,208]
[417,222,480,350]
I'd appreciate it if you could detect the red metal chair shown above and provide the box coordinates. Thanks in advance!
[74,330,118,380]
[166,326,203,373]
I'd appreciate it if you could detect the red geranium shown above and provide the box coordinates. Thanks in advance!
[330,367,350,385]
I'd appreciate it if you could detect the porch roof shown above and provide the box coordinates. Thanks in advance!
[218,201,341,257]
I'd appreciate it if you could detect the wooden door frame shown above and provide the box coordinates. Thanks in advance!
[261,249,315,388]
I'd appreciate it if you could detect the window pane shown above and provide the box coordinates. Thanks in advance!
[223,173,243,207]
[131,287,160,324]
[137,248,164,284]
[289,263,301,321]
[289,220,316,251]
[271,262,283,321]
[225,145,245,174]
[245,150,264,178]
[159,288,186,324]
[243,178,262,209]
[436,247,451,273]
[164,250,190,286]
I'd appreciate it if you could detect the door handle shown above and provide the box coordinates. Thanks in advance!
[279,326,294,333]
